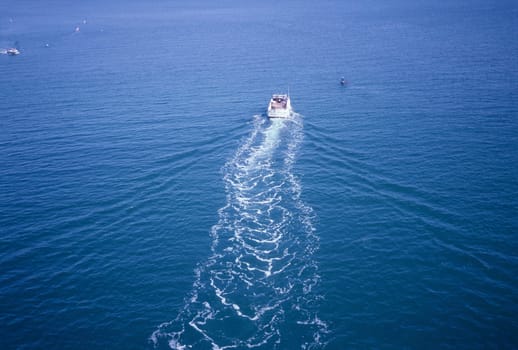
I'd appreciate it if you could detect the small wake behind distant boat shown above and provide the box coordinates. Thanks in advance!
[267,94,292,118]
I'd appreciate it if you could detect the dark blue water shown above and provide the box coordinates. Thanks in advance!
[1,1,517,349]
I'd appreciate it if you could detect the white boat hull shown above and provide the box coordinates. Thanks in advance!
[267,94,292,118]
[267,108,291,118]
[6,48,20,55]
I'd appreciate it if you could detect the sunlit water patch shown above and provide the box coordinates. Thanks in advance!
[150,114,328,349]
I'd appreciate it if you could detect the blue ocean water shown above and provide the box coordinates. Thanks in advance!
[1,1,517,349]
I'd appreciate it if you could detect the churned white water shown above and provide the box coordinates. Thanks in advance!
[151,114,327,349]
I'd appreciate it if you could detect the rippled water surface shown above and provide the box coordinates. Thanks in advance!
[1,1,517,349]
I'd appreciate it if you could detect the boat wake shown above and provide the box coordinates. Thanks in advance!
[151,114,327,349]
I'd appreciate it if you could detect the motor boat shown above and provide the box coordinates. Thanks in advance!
[267,94,291,118]
[6,48,20,55]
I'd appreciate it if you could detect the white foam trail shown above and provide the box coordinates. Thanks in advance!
[151,113,328,349]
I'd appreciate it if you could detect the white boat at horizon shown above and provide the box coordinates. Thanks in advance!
[267,94,291,118]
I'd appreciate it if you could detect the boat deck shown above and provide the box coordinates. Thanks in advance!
[270,100,287,109]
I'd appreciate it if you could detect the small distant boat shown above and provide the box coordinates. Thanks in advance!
[267,94,292,118]
[340,77,347,86]
[6,48,20,56]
